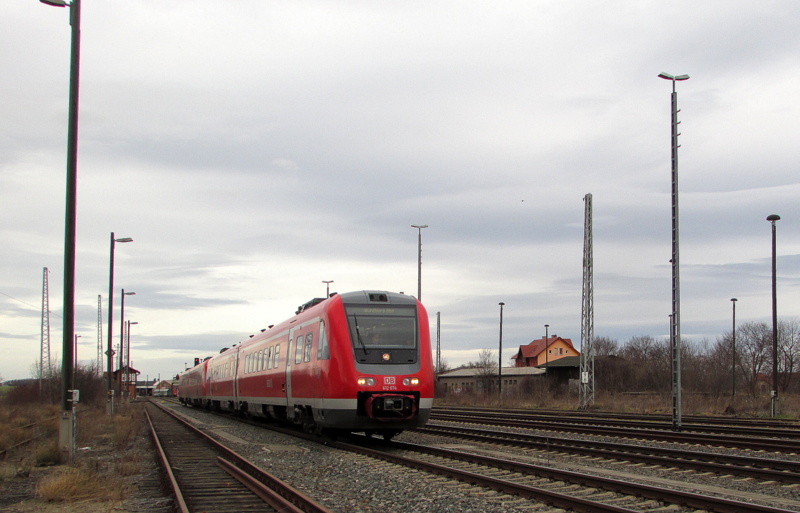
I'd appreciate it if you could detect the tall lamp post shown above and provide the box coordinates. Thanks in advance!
[106,233,132,414]
[659,71,689,431]
[498,302,505,396]
[118,290,135,402]
[126,321,138,398]
[323,280,334,298]
[767,214,780,417]
[730,298,737,399]
[411,224,428,301]
[39,0,81,463]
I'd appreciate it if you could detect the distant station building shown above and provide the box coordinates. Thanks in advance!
[437,367,544,394]
[437,335,582,396]
[512,335,579,367]
[513,335,581,387]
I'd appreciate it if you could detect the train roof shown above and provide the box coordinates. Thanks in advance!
[178,290,417,376]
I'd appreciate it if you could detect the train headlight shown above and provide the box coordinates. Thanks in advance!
[357,377,376,386]
[402,377,419,386]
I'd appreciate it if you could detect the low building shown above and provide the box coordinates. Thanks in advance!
[152,379,177,397]
[437,366,545,394]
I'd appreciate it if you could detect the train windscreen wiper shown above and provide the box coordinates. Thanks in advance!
[353,314,368,355]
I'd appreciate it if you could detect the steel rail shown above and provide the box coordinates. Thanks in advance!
[431,411,800,452]
[362,438,798,513]
[435,407,800,437]
[149,400,332,513]
[144,407,190,513]
[419,423,800,483]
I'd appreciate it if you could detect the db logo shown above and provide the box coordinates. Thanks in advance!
[384,377,396,385]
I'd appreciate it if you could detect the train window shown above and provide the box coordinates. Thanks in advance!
[258,349,264,371]
[245,355,250,374]
[345,305,418,350]
[294,335,304,364]
[303,333,313,362]
[266,346,273,369]
[317,321,329,360]
[274,344,280,368]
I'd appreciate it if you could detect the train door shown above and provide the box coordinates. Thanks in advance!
[285,327,297,405]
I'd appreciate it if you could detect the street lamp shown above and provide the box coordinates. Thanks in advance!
[126,321,138,399]
[411,224,428,301]
[323,280,334,298]
[40,0,82,463]
[498,302,505,396]
[659,71,689,431]
[118,290,135,402]
[106,233,132,414]
[767,214,780,417]
[730,298,737,399]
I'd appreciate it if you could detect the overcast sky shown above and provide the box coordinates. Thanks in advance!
[2,1,798,382]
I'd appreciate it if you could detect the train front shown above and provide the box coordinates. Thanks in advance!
[332,291,434,436]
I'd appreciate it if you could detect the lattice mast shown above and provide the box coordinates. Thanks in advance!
[97,295,103,376]
[40,267,52,388]
[579,194,595,409]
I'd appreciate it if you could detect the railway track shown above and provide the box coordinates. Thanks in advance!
[334,436,799,513]
[439,406,800,430]
[431,409,800,453]
[418,422,800,484]
[145,401,333,513]
[158,398,800,512]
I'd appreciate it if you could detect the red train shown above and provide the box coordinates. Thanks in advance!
[178,290,434,439]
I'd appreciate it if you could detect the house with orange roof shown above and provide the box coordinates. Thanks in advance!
[512,335,580,368]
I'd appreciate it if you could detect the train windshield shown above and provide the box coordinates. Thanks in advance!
[345,305,418,351]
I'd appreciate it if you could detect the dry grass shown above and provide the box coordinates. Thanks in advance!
[36,467,125,502]
[112,413,140,449]
[0,401,148,510]
[439,389,800,418]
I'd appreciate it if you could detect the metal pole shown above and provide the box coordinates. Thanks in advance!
[127,321,137,398]
[126,320,131,399]
[670,84,682,431]
[544,324,549,376]
[411,225,428,301]
[40,0,82,464]
[498,303,505,396]
[767,214,780,417]
[436,311,441,373]
[106,233,116,413]
[659,72,689,431]
[118,289,126,402]
[731,298,737,399]
[106,233,131,413]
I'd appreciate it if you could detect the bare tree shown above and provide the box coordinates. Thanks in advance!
[622,336,670,392]
[736,322,771,397]
[779,319,800,392]
[473,348,498,394]
[593,336,620,357]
